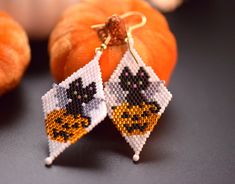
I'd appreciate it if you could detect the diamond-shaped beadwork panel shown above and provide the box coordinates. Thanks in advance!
[104,48,172,159]
[42,52,107,163]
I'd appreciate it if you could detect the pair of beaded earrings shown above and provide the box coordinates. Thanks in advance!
[42,12,172,166]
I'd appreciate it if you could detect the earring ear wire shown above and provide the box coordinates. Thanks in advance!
[121,12,147,64]
[95,34,111,53]
[119,11,147,36]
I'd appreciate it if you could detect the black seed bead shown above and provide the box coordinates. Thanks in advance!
[138,103,143,108]
[132,115,139,121]
[81,120,90,128]
[72,123,79,129]
[121,112,130,118]
[62,123,70,129]
[149,107,156,113]
[59,130,69,141]
[141,111,149,117]
[132,123,138,129]
[111,106,117,110]
[127,105,132,109]
[139,123,148,132]
[55,117,63,124]
[52,128,59,138]
[124,124,134,133]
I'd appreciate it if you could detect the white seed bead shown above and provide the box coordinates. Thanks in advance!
[133,154,140,162]
[45,157,53,166]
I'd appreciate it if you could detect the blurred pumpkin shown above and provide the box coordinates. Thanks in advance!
[0,12,30,95]
[0,0,80,38]
[150,0,183,12]
[49,0,177,84]
[0,0,182,38]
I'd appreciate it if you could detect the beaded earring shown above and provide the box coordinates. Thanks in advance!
[103,12,172,162]
[41,36,111,166]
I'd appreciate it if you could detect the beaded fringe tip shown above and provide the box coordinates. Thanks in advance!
[42,51,107,165]
[104,42,172,161]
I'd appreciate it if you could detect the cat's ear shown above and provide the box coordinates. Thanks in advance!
[119,66,134,91]
[120,66,133,80]
[85,82,96,95]
[69,78,83,88]
[66,78,83,99]
[136,67,149,81]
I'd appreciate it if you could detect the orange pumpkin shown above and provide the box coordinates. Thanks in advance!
[0,12,30,95]
[49,0,177,84]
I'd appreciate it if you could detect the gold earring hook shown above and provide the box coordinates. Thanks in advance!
[119,11,147,36]
[95,34,111,52]
[120,12,147,64]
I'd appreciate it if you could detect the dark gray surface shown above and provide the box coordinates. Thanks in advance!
[0,1,234,184]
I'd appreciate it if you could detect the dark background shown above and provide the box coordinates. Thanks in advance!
[0,0,234,183]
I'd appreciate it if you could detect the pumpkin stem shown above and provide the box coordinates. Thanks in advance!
[96,15,127,46]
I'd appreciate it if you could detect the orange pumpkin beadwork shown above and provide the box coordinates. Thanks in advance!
[45,109,90,143]
[112,102,160,136]
[49,0,177,84]
[0,12,30,95]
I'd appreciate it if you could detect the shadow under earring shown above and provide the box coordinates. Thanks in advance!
[41,36,111,166]
[104,12,172,162]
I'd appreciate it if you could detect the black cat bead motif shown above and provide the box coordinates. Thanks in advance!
[65,78,97,118]
[119,66,150,106]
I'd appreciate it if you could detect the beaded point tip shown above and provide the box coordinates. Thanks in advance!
[45,157,54,166]
[133,154,140,162]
